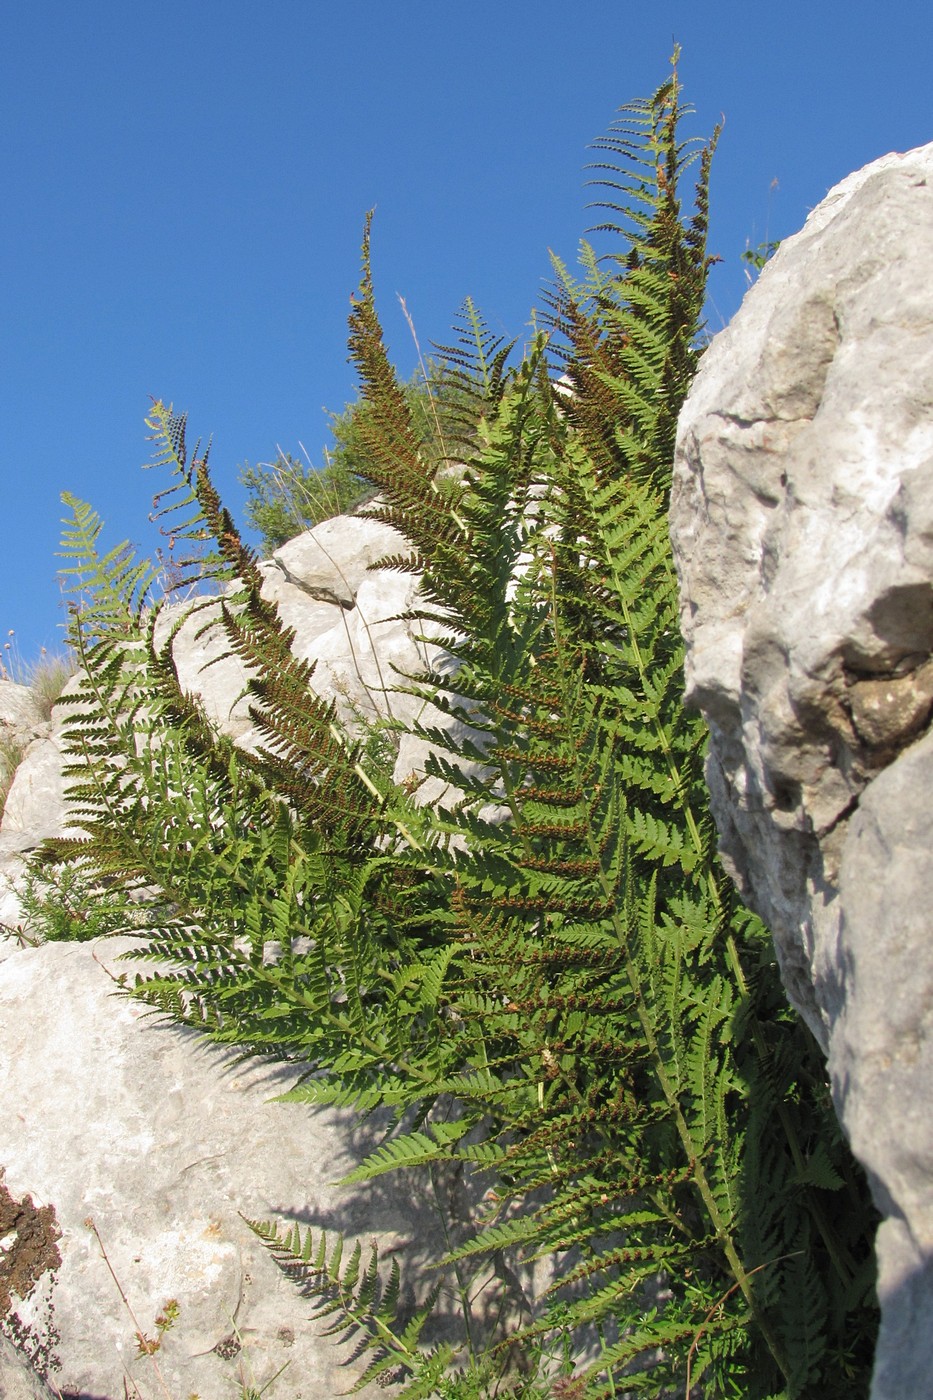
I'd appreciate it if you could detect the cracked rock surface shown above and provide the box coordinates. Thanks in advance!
[671,143,933,1397]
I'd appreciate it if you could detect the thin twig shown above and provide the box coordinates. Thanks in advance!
[684,1251,804,1397]
[84,1217,175,1400]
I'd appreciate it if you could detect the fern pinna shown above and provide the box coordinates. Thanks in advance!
[44,59,876,1399]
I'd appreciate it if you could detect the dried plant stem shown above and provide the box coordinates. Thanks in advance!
[84,1217,175,1400]
[683,1252,804,1398]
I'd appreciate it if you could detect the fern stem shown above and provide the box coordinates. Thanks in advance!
[603,542,860,1297]
[722,931,860,1289]
[327,722,424,852]
[545,563,793,1386]
[428,1162,481,1364]
[609,885,792,1382]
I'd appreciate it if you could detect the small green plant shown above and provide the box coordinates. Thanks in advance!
[240,362,478,554]
[135,1297,181,1358]
[245,1215,575,1398]
[742,238,781,277]
[85,1216,176,1400]
[0,633,74,701]
[84,1220,287,1400]
[16,860,152,943]
[239,446,369,554]
[0,731,27,820]
[742,177,781,281]
[27,649,77,721]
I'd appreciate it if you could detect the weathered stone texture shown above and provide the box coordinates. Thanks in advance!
[0,684,42,738]
[0,1335,57,1400]
[0,938,445,1399]
[671,143,933,1397]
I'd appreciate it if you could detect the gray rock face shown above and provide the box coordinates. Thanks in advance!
[1,684,57,932]
[0,938,448,1400]
[1,740,64,845]
[0,1336,56,1400]
[0,685,50,846]
[0,683,42,738]
[671,143,933,1397]
[266,515,411,609]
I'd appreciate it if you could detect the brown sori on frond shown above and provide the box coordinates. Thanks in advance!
[144,614,248,787]
[347,214,469,573]
[146,442,382,842]
[548,293,628,488]
[213,596,377,840]
[195,461,262,576]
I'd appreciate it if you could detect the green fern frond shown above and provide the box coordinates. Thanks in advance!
[244,1217,456,1397]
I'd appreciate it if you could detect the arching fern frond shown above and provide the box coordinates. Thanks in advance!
[546,54,719,499]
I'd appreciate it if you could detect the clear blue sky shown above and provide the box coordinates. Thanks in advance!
[3,1,932,662]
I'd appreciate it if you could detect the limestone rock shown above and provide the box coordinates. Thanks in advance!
[0,837,31,938]
[0,685,49,876]
[1,677,83,929]
[0,937,448,1400]
[298,570,428,721]
[267,515,411,609]
[0,741,64,845]
[671,142,933,1398]
[0,514,455,930]
[0,1335,56,1400]
[0,683,42,739]
[835,730,933,1396]
[153,597,258,740]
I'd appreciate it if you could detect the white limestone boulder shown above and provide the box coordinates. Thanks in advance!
[0,741,64,846]
[0,683,42,739]
[0,513,451,861]
[266,515,410,608]
[670,142,933,1399]
[0,683,49,862]
[0,937,448,1399]
[153,597,257,740]
[0,835,35,937]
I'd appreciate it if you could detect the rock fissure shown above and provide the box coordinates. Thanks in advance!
[268,555,355,610]
[710,409,816,432]
[846,657,933,753]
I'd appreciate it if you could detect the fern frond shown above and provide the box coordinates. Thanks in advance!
[244,1217,455,1397]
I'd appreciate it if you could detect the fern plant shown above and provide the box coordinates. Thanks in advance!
[39,57,878,1399]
